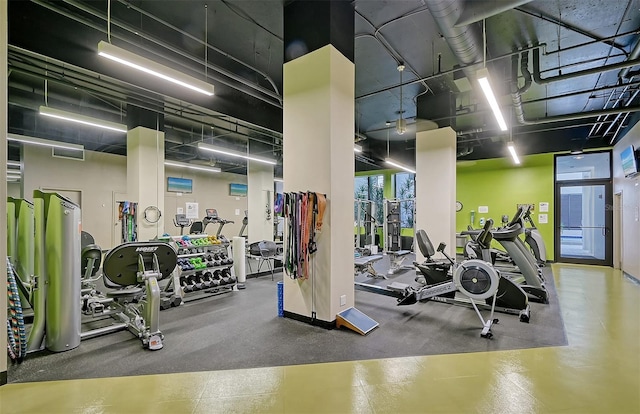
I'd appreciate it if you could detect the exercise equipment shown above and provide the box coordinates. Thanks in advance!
[98,241,176,350]
[414,227,530,322]
[354,199,379,249]
[239,210,248,238]
[356,256,501,338]
[383,199,413,275]
[461,207,548,303]
[162,234,237,303]
[173,214,192,235]
[336,307,379,335]
[491,207,548,303]
[354,254,384,279]
[523,206,547,266]
[283,192,327,280]
[118,201,138,242]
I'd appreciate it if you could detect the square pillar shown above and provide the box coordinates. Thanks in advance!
[1,0,8,385]
[415,127,457,261]
[283,44,354,324]
[127,126,165,241]
[247,160,274,243]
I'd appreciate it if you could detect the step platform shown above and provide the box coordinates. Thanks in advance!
[336,307,378,335]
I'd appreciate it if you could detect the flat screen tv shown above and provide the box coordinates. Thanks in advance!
[620,145,638,177]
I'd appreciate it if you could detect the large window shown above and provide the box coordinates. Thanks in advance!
[354,175,384,225]
[394,172,415,228]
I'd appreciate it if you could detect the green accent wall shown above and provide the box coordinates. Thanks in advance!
[456,153,555,260]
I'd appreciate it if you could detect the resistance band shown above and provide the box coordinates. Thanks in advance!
[283,192,326,280]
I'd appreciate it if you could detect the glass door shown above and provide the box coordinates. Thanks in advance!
[555,151,613,266]
[556,183,612,265]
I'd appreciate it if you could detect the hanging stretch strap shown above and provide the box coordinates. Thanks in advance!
[283,191,327,280]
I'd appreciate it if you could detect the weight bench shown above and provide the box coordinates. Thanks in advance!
[354,254,384,279]
[386,250,413,275]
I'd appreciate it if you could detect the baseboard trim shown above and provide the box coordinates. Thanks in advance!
[623,272,640,286]
[283,310,336,330]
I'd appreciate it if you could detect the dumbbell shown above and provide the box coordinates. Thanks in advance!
[189,274,203,291]
[201,272,214,288]
[211,270,222,286]
[220,268,231,285]
[180,277,194,292]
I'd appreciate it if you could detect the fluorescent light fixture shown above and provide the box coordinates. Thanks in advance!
[164,160,221,173]
[354,144,363,153]
[7,161,21,168]
[274,177,284,182]
[7,171,21,177]
[39,106,127,133]
[507,142,520,165]
[98,41,215,96]
[385,157,416,174]
[197,142,276,165]
[7,134,85,152]
[477,68,508,131]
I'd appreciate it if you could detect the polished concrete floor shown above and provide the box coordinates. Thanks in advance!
[1,263,639,413]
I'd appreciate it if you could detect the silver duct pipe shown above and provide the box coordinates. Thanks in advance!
[619,39,640,79]
[425,0,483,81]
[454,0,535,27]
[511,51,531,124]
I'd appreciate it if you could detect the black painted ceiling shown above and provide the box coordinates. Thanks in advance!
[7,0,640,174]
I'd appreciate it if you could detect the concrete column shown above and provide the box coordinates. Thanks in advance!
[127,126,165,241]
[283,43,354,324]
[247,159,274,243]
[415,127,457,262]
[1,0,8,385]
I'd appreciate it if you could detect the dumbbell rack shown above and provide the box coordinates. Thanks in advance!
[163,234,237,306]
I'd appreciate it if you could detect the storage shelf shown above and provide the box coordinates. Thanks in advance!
[178,265,233,276]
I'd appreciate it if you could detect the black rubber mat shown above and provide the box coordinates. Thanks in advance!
[8,257,565,383]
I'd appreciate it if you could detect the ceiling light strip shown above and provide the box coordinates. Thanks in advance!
[507,143,521,165]
[354,144,363,153]
[7,161,21,168]
[164,160,221,173]
[39,106,127,133]
[7,134,85,152]
[197,142,276,165]
[477,68,508,131]
[98,41,215,96]
[385,158,416,174]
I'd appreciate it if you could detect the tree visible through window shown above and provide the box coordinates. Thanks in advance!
[394,173,415,228]
[354,175,384,225]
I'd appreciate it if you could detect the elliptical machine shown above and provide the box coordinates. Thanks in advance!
[523,206,547,266]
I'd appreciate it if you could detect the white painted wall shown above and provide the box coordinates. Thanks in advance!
[7,181,20,198]
[163,167,247,238]
[613,121,640,279]
[23,145,127,250]
[21,146,248,250]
